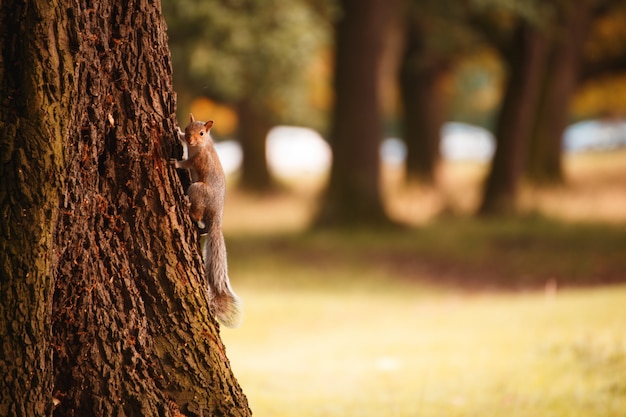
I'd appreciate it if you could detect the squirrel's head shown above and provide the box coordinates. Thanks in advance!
[184,113,214,146]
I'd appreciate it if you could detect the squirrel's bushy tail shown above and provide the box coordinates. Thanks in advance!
[200,229,242,328]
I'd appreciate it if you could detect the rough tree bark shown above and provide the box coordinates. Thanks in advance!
[0,1,251,416]
[478,23,549,215]
[315,0,398,227]
[0,2,68,414]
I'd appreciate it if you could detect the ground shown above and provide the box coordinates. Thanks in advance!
[219,150,626,417]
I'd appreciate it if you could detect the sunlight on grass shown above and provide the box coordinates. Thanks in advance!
[223,281,626,417]
[220,150,626,416]
[521,150,626,223]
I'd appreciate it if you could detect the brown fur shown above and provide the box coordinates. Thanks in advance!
[171,114,242,328]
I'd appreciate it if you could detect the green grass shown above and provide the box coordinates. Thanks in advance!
[221,221,626,417]
[219,150,626,416]
[223,278,626,416]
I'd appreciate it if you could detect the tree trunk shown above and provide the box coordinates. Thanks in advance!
[527,4,593,184]
[0,2,68,414]
[478,23,549,216]
[237,98,275,192]
[399,19,447,186]
[315,0,398,227]
[0,1,251,416]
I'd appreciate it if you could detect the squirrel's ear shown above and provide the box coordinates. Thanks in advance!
[205,120,214,130]
[189,113,195,123]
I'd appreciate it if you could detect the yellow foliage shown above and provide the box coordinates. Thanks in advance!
[573,75,626,119]
[189,97,238,136]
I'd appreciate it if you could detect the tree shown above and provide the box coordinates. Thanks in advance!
[398,1,478,186]
[163,0,327,192]
[399,12,447,185]
[236,98,276,191]
[0,1,250,416]
[315,0,400,227]
[526,0,626,183]
[478,21,550,215]
[475,0,625,215]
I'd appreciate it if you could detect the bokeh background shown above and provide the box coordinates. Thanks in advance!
[162,1,626,415]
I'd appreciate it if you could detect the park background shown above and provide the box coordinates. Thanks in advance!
[163,1,626,416]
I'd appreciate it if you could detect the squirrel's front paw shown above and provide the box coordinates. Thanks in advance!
[169,158,178,166]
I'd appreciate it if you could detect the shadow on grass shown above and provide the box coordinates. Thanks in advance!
[227,214,626,291]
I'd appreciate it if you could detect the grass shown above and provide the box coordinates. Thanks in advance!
[222,262,626,417]
[219,151,626,416]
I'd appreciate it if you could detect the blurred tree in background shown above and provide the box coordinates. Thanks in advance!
[525,0,608,185]
[475,0,626,215]
[473,1,552,215]
[315,0,401,227]
[162,0,328,191]
[398,0,479,186]
[163,0,626,225]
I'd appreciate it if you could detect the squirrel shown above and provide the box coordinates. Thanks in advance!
[171,113,242,328]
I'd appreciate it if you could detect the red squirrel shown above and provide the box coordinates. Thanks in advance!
[171,114,241,328]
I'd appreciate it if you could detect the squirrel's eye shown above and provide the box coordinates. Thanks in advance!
[199,131,204,136]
